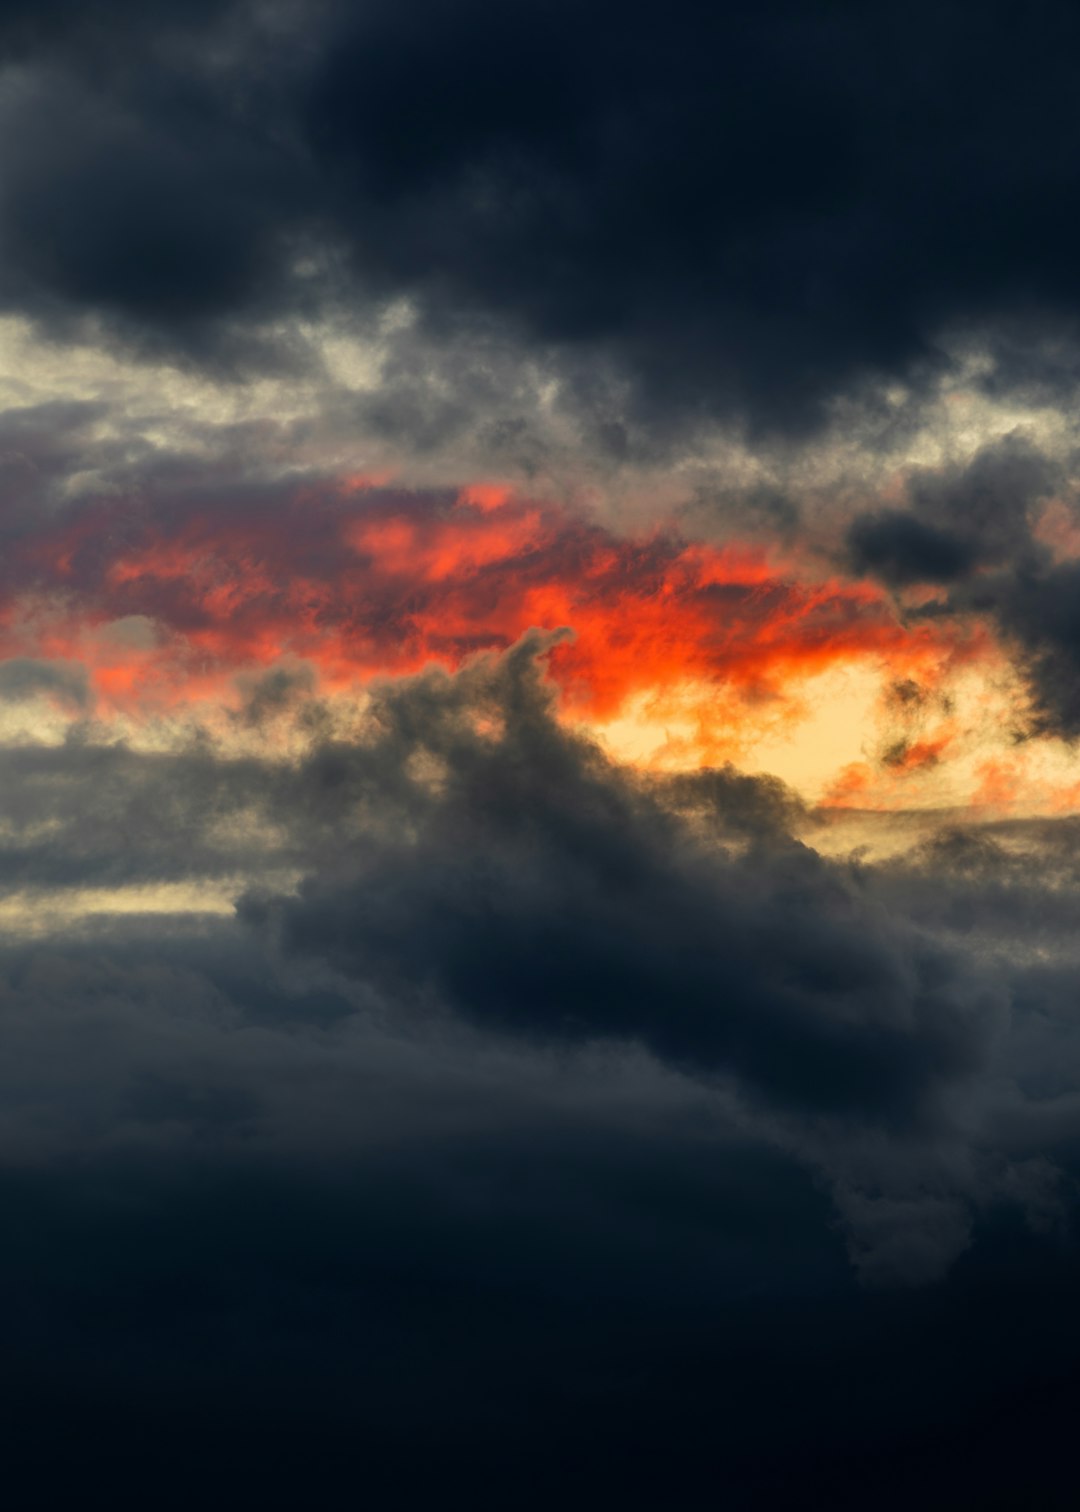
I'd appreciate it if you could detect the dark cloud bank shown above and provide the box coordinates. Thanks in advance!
[1,642,1079,1506]
[4,0,1080,435]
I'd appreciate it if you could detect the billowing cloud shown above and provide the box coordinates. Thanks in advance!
[841,436,1080,740]
[249,640,999,1133]
[1,1,1080,441]
[0,636,1065,1264]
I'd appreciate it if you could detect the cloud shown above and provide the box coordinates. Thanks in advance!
[977,559,1080,737]
[248,638,1001,1137]
[0,655,88,707]
[0,635,1051,1262]
[0,471,961,756]
[6,5,1080,1492]
[2,2,1080,438]
[847,512,978,588]
[845,433,1058,586]
[0,634,1076,1501]
[839,434,1080,739]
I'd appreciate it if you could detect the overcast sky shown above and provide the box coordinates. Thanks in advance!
[4,4,1080,1506]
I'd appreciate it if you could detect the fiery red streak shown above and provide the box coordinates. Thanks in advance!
[1,484,985,720]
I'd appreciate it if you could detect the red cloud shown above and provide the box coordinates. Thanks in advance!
[0,482,986,720]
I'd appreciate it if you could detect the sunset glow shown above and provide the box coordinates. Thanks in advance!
[2,479,1044,807]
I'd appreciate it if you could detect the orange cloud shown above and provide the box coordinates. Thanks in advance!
[0,484,988,758]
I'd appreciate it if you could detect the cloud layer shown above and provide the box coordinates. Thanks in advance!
[6,4,1080,1505]
[0,640,1078,1506]
[3,0,1080,439]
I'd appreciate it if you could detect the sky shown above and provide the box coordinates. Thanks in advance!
[5,2,1080,1505]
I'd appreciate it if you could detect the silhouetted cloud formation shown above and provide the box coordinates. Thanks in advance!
[0,639,1065,1264]
[253,640,997,1129]
[0,642,1077,1505]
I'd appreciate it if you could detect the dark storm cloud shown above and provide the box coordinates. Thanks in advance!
[0,637,1031,1162]
[228,637,1000,1133]
[872,815,1080,967]
[4,1148,1080,1511]
[840,434,1080,738]
[846,512,978,588]
[845,433,1058,586]
[1,633,1072,1239]
[954,535,1080,742]
[0,636,1014,1182]
[291,0,1080,434]
[2,641,1080,1502]
[0,68,304,368]
[4,1,1080,431]
[976,558,1080,738]
[0,0,225,51]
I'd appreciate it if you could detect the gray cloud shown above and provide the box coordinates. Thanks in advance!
[0,638,1075,1503]
[845,433,1058,586]
[837,434,1080,739]
[6,1,1080,1497]
[246,640,1000,1138]
[0,656,88,708]
[2,636,1069,1278]
[4,0,1080,448]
